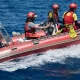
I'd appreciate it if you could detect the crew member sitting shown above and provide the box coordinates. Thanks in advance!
[63,3,80,38]
[48,3,63,35]
[24,12,50,39]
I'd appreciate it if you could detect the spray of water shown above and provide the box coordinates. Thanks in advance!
[0,44,80,72]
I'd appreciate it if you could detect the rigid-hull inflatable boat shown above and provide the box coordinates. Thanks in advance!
[0,24,80,62]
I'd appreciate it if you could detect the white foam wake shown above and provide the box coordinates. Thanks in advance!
[0,44,80,72]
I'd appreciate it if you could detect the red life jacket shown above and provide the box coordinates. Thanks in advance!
[24,22,40,38]
[25,22,35,37]
[64,12,74,24]
[52,12,58,22]
[25,22,35,33]
[53,12,58,19]
[48,11,58,22]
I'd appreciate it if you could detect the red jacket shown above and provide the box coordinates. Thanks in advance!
[64,12,74,24]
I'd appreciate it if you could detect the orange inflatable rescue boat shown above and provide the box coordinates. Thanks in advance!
[0,23,80,62]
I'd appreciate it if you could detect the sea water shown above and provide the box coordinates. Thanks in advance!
[0,0,80,80]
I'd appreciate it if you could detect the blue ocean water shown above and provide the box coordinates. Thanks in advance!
[0,0,80,80]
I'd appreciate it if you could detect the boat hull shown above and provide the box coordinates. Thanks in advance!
[0,34,80,62]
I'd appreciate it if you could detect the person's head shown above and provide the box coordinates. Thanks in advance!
[26,12,37,22]
[69,3,77,11]
[52,3,60,12]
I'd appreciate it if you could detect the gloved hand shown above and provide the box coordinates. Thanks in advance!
[40,21,47,26]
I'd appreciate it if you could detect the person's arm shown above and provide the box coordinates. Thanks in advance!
[62,18,64,25]
[35,23,51,29]
[73,13,80,28]
[57,14,63,24]
[75,20,80,28]
[62,12,67,25]
[58,19,63,23]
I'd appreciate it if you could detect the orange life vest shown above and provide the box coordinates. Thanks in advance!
[64,12,74,24]
[52,12,58,22]
[53,12,58,19]
[24,22,40,38]
[25,22,35,37]
[25,22,35,33]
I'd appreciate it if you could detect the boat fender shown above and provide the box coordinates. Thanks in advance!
[12,31,20,36]
[17,38,24,43]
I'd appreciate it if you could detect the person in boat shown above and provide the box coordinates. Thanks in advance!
[63,3,80,38]
[47,3,63,35]
[25,12,50,39]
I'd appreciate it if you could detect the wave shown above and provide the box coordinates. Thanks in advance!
[0,44,80,72]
